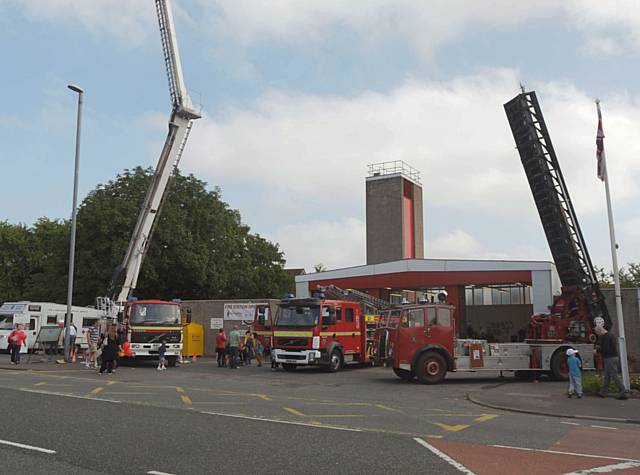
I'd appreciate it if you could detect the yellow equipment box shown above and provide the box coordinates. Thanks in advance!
[182,323,204,357]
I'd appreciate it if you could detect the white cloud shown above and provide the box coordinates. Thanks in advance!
[199,1,640,58]
[2,0,156,45]
[202,0,558,58]
[266,218,365,271]
[186,69,640,216]
[181,69,640,269]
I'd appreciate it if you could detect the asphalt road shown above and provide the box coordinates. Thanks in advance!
[0,360,639,474]
[0,386,457,474]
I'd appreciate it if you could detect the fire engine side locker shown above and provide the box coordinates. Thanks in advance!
[453,340,595,373]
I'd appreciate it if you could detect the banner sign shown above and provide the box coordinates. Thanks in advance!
[223,303,266,321]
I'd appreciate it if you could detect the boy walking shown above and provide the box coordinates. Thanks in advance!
[157,340,167,371]
[566,348,582,398]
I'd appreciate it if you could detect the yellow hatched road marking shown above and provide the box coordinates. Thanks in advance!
[474,414,498,423]
[106,381,116,386]
[256,394,272,401]
[283,407,306,417]
[89,387,104,395]
[34,382,46,387]
[431,422,469,432]
[175,387,185,393]
[374,404,403,413]
[181,395,192,406]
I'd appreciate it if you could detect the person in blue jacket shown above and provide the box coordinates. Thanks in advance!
[566,348,582,398]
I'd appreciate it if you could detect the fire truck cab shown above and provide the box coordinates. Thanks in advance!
[272,297,370,372]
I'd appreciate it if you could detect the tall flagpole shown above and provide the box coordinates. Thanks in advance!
[596,99,630,392]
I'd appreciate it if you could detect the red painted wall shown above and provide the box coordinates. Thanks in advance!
[402,180,414,258]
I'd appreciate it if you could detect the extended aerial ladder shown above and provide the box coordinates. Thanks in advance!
[108,0,201,305]
[504,91,611,342]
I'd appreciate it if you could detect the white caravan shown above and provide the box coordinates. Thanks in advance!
[0,302,102,351]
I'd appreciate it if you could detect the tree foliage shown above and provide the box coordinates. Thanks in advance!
[1,167,292,305]
[597,263,640,289]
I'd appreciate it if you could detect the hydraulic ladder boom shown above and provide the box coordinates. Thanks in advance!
[110,0,201,303]
[504,91,611,330]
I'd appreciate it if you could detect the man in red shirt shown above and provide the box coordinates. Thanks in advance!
[215,329,227,367]
[9,324,27,364]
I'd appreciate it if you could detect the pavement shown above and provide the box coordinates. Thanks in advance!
[1,355,640,474]
[468,379,640,424]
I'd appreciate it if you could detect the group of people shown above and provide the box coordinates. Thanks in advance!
[566,325,630,400]
[215,326,266,369]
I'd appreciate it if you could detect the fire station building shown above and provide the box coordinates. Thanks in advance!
[295,161,561,343]
[295,258,559,343]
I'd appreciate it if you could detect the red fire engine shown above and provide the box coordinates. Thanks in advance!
[271,295,373,372]
[374,292,596,384]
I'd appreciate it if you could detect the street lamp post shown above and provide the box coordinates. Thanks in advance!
[64,84,84,363]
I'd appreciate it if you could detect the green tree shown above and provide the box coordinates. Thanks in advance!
[0,221,32,301]
[596,263,640,288]
[72,167,290,304]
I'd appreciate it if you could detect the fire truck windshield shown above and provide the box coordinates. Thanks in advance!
[275,305,319,327]
[129,304,180,326]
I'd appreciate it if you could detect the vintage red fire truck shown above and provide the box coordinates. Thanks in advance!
[374,296,595,384]
[271,296,372,372]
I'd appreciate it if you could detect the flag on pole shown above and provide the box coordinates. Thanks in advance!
[596,100,606,181]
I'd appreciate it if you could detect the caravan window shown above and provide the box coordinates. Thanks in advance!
[47,315,58,325]
[29,319,36,331]
[0,315,13,330]
[82,318,98,328]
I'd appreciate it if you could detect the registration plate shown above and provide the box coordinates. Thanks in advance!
[284,360,298,364]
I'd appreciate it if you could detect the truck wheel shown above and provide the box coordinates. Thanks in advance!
[167,356,177,367]
[393,367,414,381]
[550,350,569,381]
[416,352,447,384]
[327,350,343,373]
[282,363,297,372]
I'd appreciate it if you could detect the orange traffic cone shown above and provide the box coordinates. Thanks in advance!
[191,354,197,364]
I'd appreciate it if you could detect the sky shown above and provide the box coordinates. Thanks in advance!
[1,0,640,274]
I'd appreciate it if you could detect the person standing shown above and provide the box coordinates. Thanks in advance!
[595,325,629,400]
[244,331,254,366]
[215,329,227,367]
[254,333,264,367]
[228,325,240,369]
[8,324,27,365]
[87,320,100,368]
[69,323,78,362]
[99,327,119,374]
[566,348,583,398]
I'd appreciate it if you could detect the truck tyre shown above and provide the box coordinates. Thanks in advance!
[327,350,343,373]
[167,356,177,367]
[393,367,414,381]
[550,350,570,381]
[282,363,297,372]
[415,352,447,384]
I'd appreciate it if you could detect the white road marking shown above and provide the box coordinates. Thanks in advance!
[200,411,362,432]
[591,425,617,430]
[413,437,476,475]
[147,471,176,475]
[0,439,56,454]
[20,388,121,404]
[491,445,640,463]
[560,421,581,426]
[562,461,640,474]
